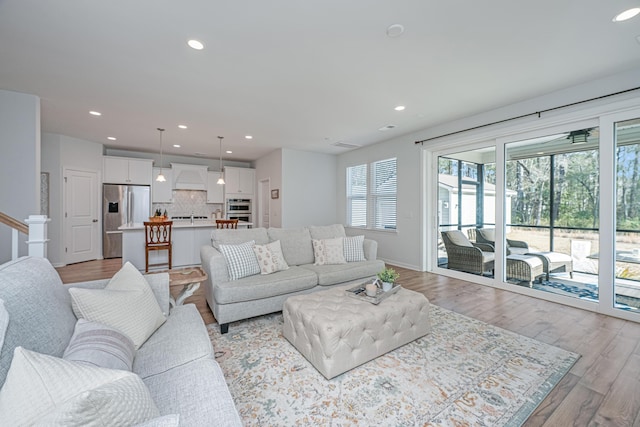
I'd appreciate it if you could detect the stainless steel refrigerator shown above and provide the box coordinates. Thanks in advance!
[103,184,151,258]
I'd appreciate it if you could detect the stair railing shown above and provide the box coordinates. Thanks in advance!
[0,212,50,260]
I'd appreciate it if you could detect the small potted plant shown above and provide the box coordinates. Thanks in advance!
[377,268,399,291]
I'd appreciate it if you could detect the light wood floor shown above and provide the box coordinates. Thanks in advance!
[56,259,640,427]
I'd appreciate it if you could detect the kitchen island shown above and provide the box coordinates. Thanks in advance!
[119,220,253,271]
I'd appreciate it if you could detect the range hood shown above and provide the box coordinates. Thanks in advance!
[171,163,207,190]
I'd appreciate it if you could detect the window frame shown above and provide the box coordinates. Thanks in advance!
[346,157,397,231]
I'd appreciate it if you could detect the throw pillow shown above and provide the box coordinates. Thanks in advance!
[0,347,159,426]
[253,240,289,275]
[219,240,261,280]
[68,262,166,350]
[0,299,7,354]
[63,319,135,371]
[343,235,366,262]
[313,238,347,265]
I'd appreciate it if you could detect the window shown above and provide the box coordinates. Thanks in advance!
[347,158,397,230]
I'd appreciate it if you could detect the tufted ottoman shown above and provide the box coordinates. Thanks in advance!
[282,285,431,379]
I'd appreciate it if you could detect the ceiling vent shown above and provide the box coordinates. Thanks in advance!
[378,124,397,131]
[332,141,361,149]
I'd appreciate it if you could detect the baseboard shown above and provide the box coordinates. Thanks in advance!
[380,258,422,271]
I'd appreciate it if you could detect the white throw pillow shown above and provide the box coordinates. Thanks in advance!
[219,240,261,280]
[253,240,289,275]
[313,238,347,265]
[343,235,366,262]
[68,262,166,350]
[0,347,159,426]
[63,319,135,371]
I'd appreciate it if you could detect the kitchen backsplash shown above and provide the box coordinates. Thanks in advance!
[153,190,223,219]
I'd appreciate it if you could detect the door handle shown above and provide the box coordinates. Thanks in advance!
[92,219,98,223]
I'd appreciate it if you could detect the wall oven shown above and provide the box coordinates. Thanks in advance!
[227,198,252,212]
[227,214,252,223]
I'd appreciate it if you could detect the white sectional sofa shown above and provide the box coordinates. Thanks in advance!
[200,224,385,333]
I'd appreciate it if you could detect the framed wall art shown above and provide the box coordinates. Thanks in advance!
[271,189,279,199]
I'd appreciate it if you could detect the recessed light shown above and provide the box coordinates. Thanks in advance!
[89,111,101,116]
[107,136,116,141]
[613,7,640,22]
[178,124,187,129]
[386,24,405,38]
[394,105,406,111]
[173,144,181,148]
[187,39,204,50]
[245,135,253,140]
[226,150,233,154]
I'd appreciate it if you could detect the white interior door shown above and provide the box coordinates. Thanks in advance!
[64,168,100,264]
[259,178,270,228]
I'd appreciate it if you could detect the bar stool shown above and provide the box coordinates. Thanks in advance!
[216,219,238,229]
[144,221,173,272]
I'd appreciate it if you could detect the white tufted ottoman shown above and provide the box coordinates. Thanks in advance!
[282,286,431,379]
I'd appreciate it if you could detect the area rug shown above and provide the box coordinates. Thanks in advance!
[207,305,579,426]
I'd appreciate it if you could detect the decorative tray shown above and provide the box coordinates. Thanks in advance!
[345,281,401,305]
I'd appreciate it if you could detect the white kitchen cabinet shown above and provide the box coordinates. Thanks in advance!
[152,168,173,203]
[224,167,255,196]
[103,156,153,185]
[207,171,224,203]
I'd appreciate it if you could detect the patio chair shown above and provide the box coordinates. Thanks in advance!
[441,230,495,276]
[475,228,529,255]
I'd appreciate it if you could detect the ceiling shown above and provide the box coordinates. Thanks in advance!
[1,1,639,162]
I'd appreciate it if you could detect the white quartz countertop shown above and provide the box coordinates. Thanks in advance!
[118,220,253,230]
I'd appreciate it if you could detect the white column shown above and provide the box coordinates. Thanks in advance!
[25,215,50,258]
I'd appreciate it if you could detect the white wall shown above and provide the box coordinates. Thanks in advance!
[281,149,337,228]
[337,137,424,270]
[41,133,104,266]
[105,148,251,170]
[0,90,40,264]
[254,149,283,227]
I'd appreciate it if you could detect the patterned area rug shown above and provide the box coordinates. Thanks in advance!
[207,305,579,426]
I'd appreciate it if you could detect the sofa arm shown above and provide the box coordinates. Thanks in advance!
[65,272,171,317]
[363,239,378,261]
[200,245,230,289]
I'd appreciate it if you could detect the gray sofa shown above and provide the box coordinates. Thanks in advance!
[0,256,241,426]
[200,224,385,333]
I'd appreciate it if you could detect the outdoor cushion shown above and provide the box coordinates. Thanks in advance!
[301,259,385,286]
[445,230,474,247]
[268,227,314,266]
[477,228,496,241]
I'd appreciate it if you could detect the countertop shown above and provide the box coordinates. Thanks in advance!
[118,220,253,230]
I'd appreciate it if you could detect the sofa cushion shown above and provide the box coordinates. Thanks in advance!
[344,235,366,262]
[214,266,317,304]
[312,238,347,265]
[143,357,242,427]
[253,240,289,275]
[63,319,135,371]
[268,227,314,266]
[219,240,261,280]
[211,227,269,250]
[0,257,78,388]
[301,259,386,286]
[308,224,346,239]
[134,305,213,379]
[68,262,167,350]
[0,347,159,426]
[134,414,181,427]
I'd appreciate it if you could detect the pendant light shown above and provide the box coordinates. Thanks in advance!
[156,128,166,182]
[217,136,225,185]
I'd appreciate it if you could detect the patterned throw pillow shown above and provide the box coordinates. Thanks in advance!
[343,235,366,262]
[63,319,135,371]
[0,347,160,426]
[253,240,289,275]
[219,240,261,280]
[313,238,347,265]
[68,262,166,350]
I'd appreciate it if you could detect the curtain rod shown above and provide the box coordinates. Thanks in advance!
[414,86,640,145]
